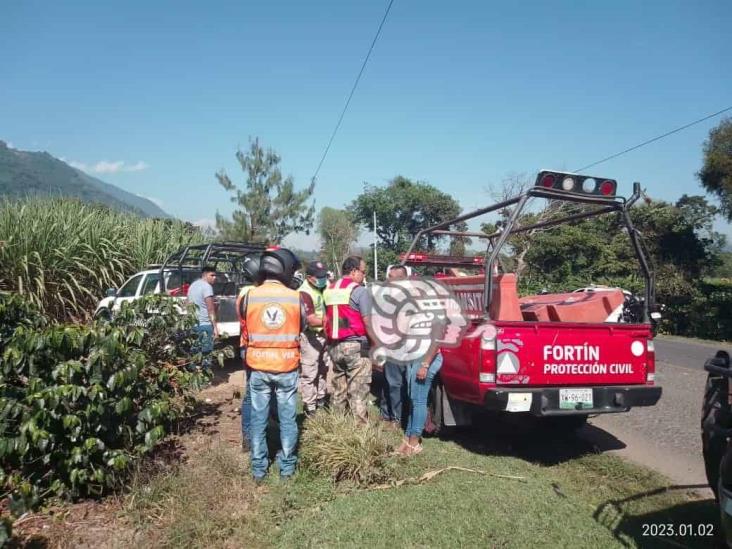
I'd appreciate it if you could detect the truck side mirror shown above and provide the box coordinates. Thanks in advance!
[106,288,117,297]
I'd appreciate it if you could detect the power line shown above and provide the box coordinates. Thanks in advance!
[310,0,395,183]
[575,105,732,172]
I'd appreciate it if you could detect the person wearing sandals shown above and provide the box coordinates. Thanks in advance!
[398,330,444,456]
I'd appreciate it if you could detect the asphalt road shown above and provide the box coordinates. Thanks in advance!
[654,336,732,372]
[585,336,732,494]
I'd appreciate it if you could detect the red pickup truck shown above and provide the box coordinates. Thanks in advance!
[400,170,662,430]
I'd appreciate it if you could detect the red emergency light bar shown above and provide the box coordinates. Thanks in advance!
[535,170,617,197]
[400,253,484,266]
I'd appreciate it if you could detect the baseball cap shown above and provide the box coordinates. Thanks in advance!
[306,261,328,278]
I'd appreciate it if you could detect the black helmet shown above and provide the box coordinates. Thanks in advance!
[290,270,305,290]
[242,254,262,284]
[260,248,301,285]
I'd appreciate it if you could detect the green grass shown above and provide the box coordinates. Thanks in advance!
[270,437,716,548]
[125,446,261,548]
[123,416,719,549]
[299,410,396,484]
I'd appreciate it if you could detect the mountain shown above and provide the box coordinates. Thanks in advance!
[0,140,170,217]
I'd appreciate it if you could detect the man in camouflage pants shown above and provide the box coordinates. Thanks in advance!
[329,340,372,421]
[323,256,374,423]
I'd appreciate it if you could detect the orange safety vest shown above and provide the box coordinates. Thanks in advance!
[243,280,301,373]
[236,284,256,349]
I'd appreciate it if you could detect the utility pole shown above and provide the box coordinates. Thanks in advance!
[373,210,378,281]
[363,182,379,281]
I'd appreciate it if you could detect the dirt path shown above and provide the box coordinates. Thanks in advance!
[196,366,247,449]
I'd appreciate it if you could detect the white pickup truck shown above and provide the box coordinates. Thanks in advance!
[94,242,265,338]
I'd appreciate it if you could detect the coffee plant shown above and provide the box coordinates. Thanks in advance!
[0,293,227,522]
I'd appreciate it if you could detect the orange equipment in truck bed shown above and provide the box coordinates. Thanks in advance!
[489,274,522,321]
[441,273,625,324]
[519,290,624,323]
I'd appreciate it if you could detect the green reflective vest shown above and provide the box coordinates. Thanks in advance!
[299,280,325,332]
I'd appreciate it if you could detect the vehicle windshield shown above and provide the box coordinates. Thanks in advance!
[141,274,161,295]
[117,274,143,298]
[164,270,199,292]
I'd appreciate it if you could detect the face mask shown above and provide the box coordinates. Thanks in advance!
[314,277,327,289]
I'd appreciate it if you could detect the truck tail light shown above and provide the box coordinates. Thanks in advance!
[599,180,615,196]
[540,174,555,188]
[480,333,495,351]
[534,170,617,198]
[479,330,496,384]
[646,339,656,385]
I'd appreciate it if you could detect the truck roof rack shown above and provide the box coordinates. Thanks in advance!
[401,170,654,322]
[400,252,485,267]
[159,242,267,292]
[163,242,266,268]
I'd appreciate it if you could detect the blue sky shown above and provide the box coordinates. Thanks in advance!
[2,0,731,249]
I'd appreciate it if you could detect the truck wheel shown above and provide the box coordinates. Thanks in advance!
[94,308,112,321]
[427,380,444,436]
[702,365,730,500]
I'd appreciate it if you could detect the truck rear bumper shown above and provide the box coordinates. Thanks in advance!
[483,385,662,416]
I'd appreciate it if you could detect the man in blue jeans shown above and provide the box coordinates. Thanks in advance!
[236,253,263,451]
[248,370,299,479]
[380,361,407,427]
[241,248,307,482]
[379,265,409,427]
[187,266,219,367]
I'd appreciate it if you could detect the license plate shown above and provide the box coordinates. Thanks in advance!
[559,388,593,410]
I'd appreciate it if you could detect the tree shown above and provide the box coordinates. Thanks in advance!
[516,194,725,335]
[698,117,732,221]
[713,252,732,278]
[318,207,359,275]
[349,176,466,254]
[449,235,468,256]
[630,197,724,277]
[480,172,575,277]
[215,138,315,243]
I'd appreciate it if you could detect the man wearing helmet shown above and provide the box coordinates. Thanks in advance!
[297,260,332,416]
[236,253,263,452]
[240,248,307,481]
